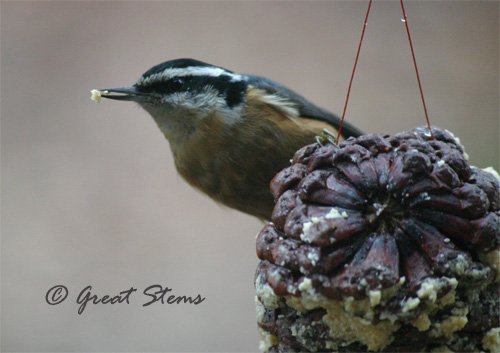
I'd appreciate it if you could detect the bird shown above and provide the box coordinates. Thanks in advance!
[92,58,364,220]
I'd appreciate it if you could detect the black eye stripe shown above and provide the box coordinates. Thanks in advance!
[141,77,189,93]
[138,75,247,108]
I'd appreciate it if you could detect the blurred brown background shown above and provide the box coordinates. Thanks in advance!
[1,1,498,352]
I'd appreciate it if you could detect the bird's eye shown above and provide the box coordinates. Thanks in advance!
[170,78,184,91]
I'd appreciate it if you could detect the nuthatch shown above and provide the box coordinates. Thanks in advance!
[92,58,363,220]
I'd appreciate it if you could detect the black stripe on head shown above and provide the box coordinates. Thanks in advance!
[139,74,248,109]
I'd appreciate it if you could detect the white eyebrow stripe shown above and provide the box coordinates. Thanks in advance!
[137,66,246,85]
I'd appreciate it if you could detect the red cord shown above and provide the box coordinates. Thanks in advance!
[400,0,433,138]
[338,0,433,140]
[337,0,373,141]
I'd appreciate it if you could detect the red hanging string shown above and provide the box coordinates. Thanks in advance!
[337,0,433,140]
[337,0,372,141]
[400,0,433,138]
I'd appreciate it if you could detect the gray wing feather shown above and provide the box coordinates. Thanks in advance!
[245,75,364,139]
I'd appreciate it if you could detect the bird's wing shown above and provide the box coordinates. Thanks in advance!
[245,75,364,139]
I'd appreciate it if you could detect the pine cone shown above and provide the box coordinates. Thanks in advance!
[255,127,500,352]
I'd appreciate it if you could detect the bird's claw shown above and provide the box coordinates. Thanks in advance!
[315,128,339,146]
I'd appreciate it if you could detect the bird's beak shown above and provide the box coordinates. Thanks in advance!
[95,86,150,102]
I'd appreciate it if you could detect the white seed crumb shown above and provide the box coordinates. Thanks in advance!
[298,278,313,292]
[402,297,421,312]
[255,280,280,309]
[369,290,381,306]
[437,160,445,167]
[311,217,321,225]
[90,89,108,103]
[478,248,500,281]
[258,326,278,351]
[301,221,313,242]
[417,280,438,302]
[307,252,320,266]
[482,327,500,352]
[417,277,456,303]
[326,208,342,219]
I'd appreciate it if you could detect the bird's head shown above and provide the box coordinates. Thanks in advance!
[97,58,249,141]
